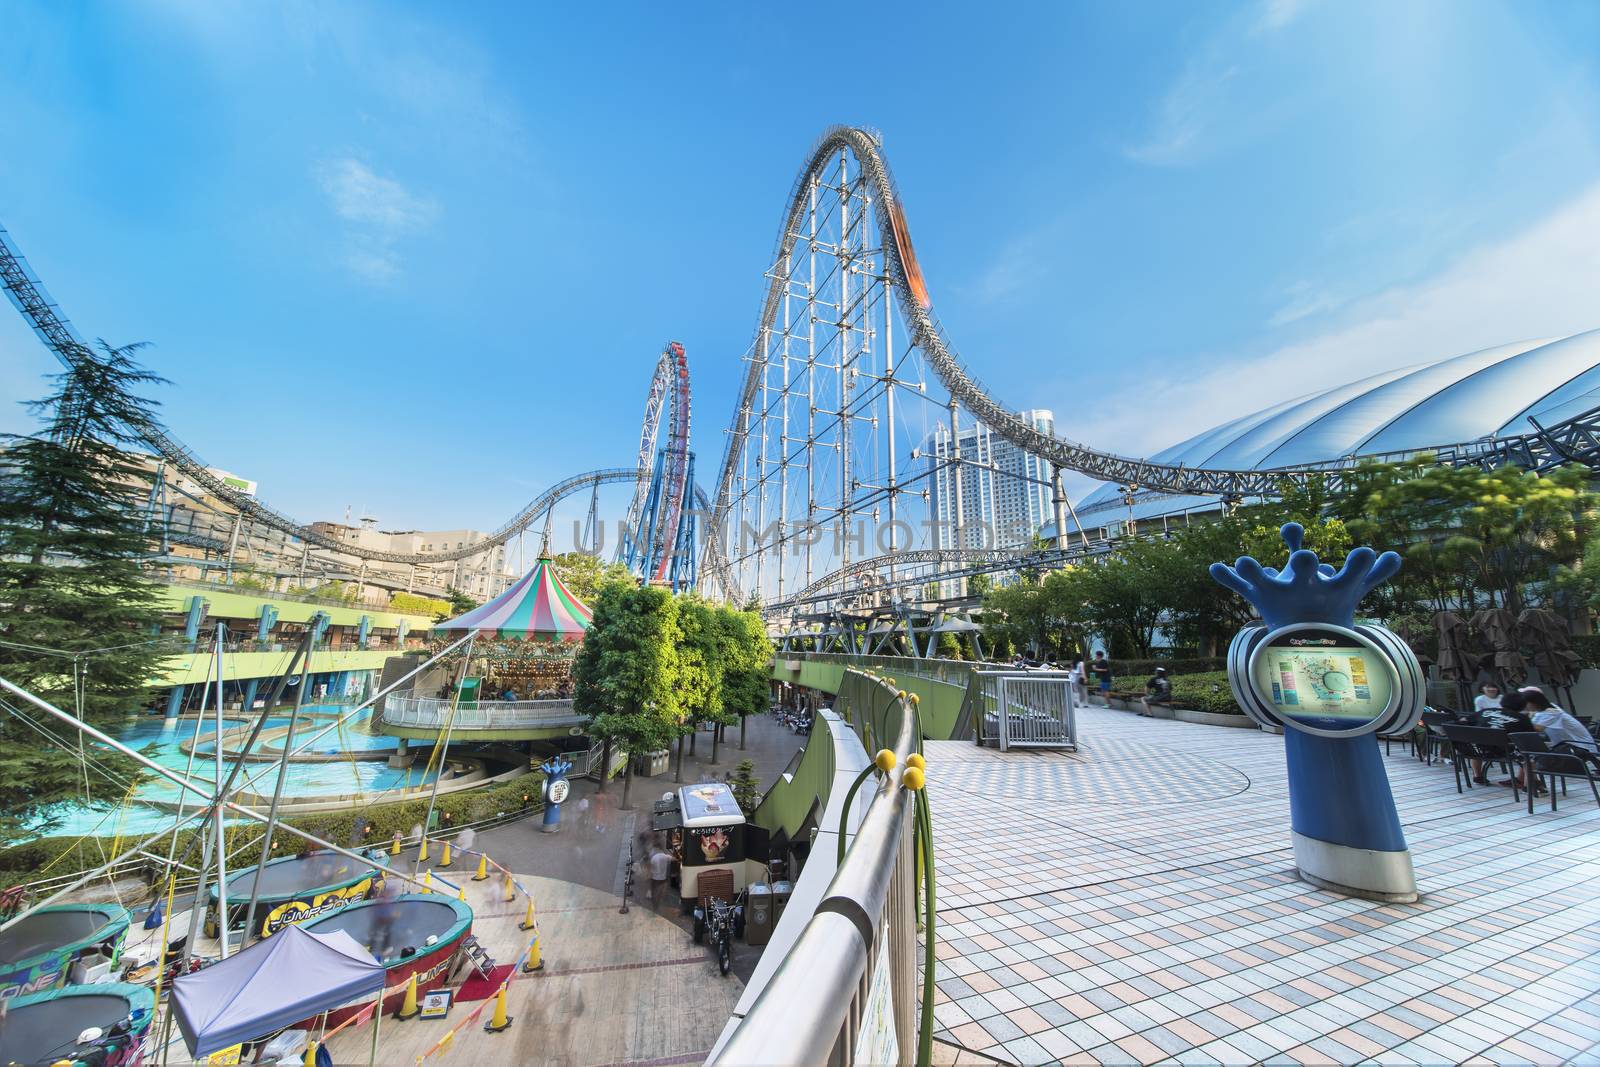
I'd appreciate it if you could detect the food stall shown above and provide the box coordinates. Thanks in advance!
[651,782,749,905]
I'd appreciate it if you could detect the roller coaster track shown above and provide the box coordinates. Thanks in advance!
[0,222,655,566]
[705,126,1600,590]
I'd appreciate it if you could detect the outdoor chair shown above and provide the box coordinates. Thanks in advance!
[1419,710,1459,766]
[1507,732,1600,813]
[1380,727,1416,758]
[1438,724,1518,796]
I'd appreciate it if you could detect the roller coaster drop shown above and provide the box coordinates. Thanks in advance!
[8,126,1600,611]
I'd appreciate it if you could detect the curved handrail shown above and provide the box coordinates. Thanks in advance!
[710,669,921,1065]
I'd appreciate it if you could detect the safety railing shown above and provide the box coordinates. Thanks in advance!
[960,669,1078,750]
[783,650,984,688]
[709,668,924,1066]
[380,695,585,731]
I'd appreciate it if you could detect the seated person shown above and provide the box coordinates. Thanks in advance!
[1139,667,1172,717]
[1482,689,1535,733]
[1522,688,1600,767]
[1471,682,1502,722]
[1478,690,1539,790]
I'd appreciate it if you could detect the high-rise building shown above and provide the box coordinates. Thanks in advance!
[926,410,1056,551]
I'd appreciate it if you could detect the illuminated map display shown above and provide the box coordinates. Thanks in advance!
[1250,628,1394,722]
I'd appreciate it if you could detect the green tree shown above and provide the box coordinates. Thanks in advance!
[444,587,478,615]
[730,758,760,815]
[716,606,773,757]
[549,551,633,607]
[674,599,724,778]
[0,343,167,832]
[571,583,681,809]
[1335,459,1595,615]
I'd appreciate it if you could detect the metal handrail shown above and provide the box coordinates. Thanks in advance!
[380,694,584,730]
[710,669,920,1065]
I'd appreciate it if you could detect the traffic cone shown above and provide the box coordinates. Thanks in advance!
[390,833,401,856]
[458,886,467,903]
[483,985,513,1033]
[473,854,489,881]
[418,837,429,863]
[520,934,543,973]
[396,973,420,1020]
[518,899,536,931]
[502,871,515,902]
[421,870,432,894]
[440,840,452,868]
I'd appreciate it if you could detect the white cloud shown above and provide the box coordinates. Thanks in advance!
[1258,0,1312,32]
[320,159,435,231]
[1125,61,1239,167]
[1268,281,1346,327]
[316,159,436,283]
[1073,180,1600,460]
[1125,2,1313,166]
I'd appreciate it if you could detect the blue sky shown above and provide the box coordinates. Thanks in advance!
[3,0,1599,534]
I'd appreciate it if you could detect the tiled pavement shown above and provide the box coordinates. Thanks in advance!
[924,706,1600,1065]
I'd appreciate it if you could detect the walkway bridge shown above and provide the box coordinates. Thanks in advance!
[711,652,1073,1065]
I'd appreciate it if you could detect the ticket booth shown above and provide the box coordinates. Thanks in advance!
[651,782,748,906]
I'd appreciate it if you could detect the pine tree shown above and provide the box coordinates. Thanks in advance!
[0,342,167,830]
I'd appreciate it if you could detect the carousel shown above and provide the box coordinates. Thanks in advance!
[430,557,594,698]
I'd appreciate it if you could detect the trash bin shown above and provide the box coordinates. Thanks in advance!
[635,750,669,777]
[770,879,793,926]
[744,883,773,946]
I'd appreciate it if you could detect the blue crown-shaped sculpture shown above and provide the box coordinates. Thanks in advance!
[1209,523,1400,630]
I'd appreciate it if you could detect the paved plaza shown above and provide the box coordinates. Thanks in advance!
[925,706,1600,1066]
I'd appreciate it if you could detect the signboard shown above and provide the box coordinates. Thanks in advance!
[852,931,897,1066]
[1237,622,1412,738]
[547,778,570,805]
[679,783,745,827]
[206,1044,243,1065]
[1250,626,1394,721]
[419,989,453,1020]
[258,876,377,938]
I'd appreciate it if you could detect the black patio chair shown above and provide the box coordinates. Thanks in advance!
[1379,725,1416,758]
[1419,710,1459,766]
[1438,724,1518,797]
[1506,732,1600,813]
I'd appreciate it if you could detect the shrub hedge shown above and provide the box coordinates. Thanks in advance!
[0,774,542,892]
[1110,670,1243,715]
[1111,657,1226,678]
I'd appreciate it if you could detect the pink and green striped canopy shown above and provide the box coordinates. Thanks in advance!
[433,557,594,640]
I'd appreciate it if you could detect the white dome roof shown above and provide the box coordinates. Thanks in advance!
[1077,327,1600,522]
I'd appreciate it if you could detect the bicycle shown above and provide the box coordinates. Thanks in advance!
[693,890,745,976]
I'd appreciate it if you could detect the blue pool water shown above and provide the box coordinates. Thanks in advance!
[27,705,436,840]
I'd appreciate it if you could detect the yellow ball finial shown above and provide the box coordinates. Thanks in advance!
[906,752,926,770]
[909,693,920,705]
[902,766,925,791]
[874,749,897,772]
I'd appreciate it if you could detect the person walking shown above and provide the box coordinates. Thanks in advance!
[647,844,673,910]
[1070,657,1089,706]
[1089,651,1113,702]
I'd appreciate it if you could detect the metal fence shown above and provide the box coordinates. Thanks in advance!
[709,669,920,1066]
[380,694,585,731]
[960,669,1077,750]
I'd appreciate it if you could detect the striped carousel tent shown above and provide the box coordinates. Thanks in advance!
[433,557,594,640]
